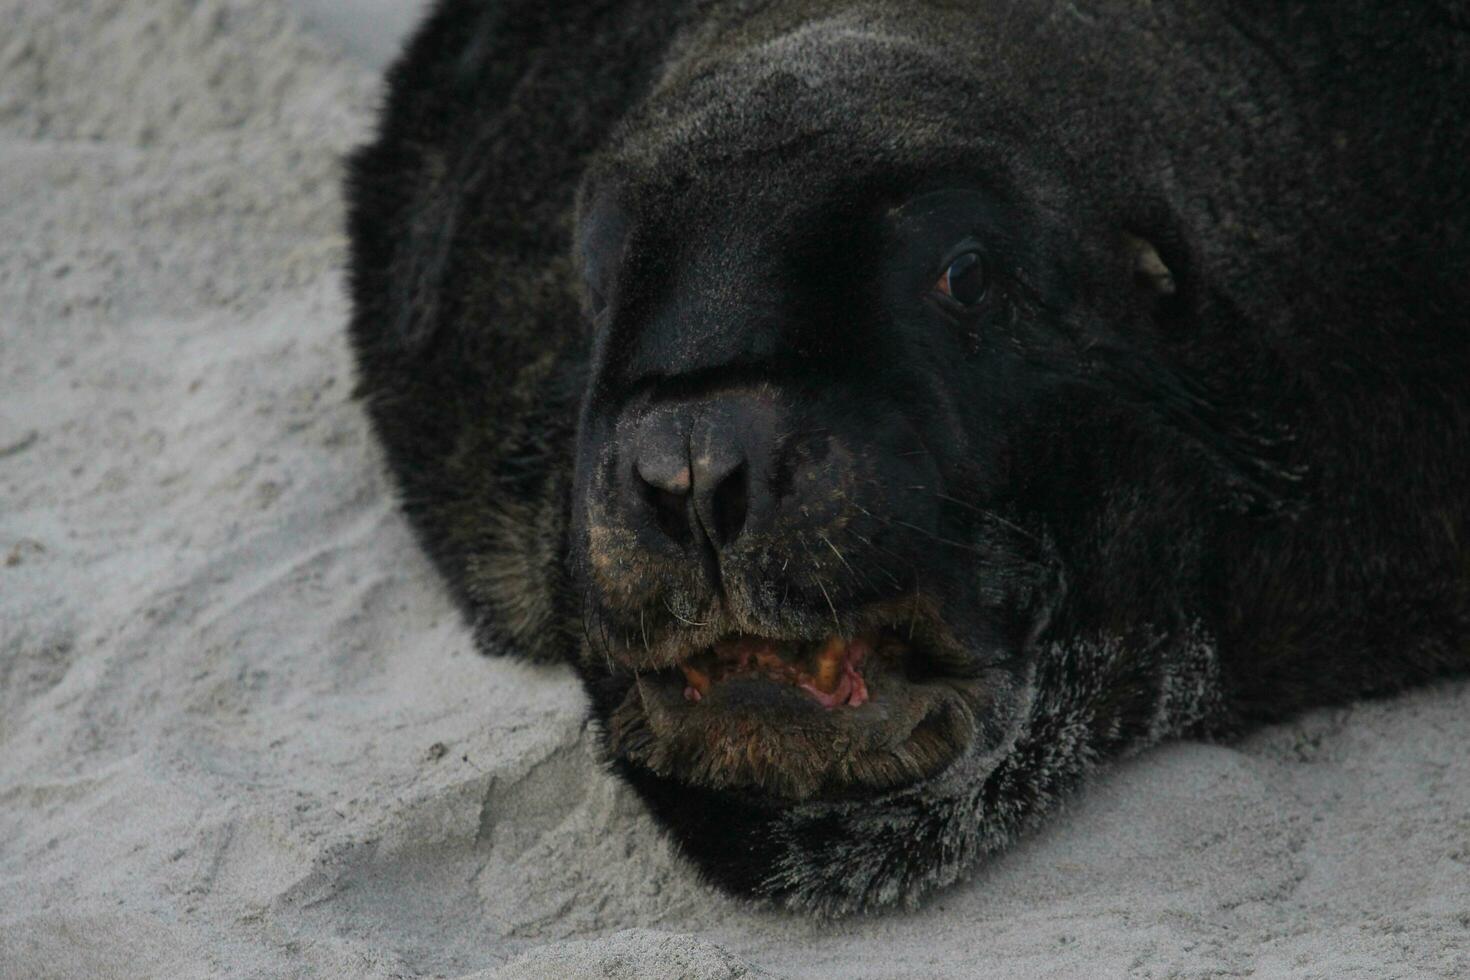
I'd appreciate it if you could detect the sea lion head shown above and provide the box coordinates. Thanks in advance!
[564,11,1213,907]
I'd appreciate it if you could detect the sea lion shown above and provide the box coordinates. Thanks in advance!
[345,0,1470,914]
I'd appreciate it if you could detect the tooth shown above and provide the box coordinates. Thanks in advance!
[846,662,869,707]
[812,636,846,693]
[753,647,785,673]
[680,663,710,696]
[714,636,765,668]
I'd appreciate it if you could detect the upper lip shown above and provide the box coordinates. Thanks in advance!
[589,593,974,685]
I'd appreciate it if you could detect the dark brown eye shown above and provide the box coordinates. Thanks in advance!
[936,251,986,306]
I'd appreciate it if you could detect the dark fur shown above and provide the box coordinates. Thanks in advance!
[346,0,1470,914]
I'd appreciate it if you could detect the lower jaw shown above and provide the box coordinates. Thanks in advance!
[606,662,994,802]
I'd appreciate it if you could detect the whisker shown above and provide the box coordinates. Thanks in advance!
[816,576,842,636]
[932,492,1040,543]
[619,629,642,683]
[854,505,988,555]
[582,603,615,675]
[802,537,844,636]
[598,611,613,663]
[662,596,710,628]
[845,529,911,591]
[817,529,878,595]
[816,530,854,574]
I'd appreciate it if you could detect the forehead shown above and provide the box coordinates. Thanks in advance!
[580,13,1019,222]
[623,14,958,160]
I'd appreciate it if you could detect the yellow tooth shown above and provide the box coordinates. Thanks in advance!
[812,636,846,694]
[681,663,711,696]
[753,647,787,674]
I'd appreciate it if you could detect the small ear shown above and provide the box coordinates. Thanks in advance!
[1123,232,1177,296]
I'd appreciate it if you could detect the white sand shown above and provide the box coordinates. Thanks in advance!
[284,0,430,71]
[2,3,1467,977]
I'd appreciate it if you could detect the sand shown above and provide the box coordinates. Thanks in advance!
[1,2,1467,977]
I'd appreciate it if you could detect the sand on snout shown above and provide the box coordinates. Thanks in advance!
[1,3,1467,978]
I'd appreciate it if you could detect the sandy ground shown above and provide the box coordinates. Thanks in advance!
[283,0,430,71]
[1,2,1467,977]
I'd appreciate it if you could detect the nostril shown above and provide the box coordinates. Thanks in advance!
[709,461,748,547]
[632,409,755,553]
[636,467,693,546]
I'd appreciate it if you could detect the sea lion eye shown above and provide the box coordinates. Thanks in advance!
[936,251,986,306]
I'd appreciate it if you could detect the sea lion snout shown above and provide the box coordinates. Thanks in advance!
[620,392,786,560]
[586,379,882,585]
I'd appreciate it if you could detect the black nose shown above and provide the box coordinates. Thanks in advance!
[630,404,753,551]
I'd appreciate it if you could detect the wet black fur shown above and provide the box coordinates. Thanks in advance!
[346,0,1470,913]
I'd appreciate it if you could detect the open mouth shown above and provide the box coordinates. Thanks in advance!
[598,600,1011,801]
[677,632,897,708]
